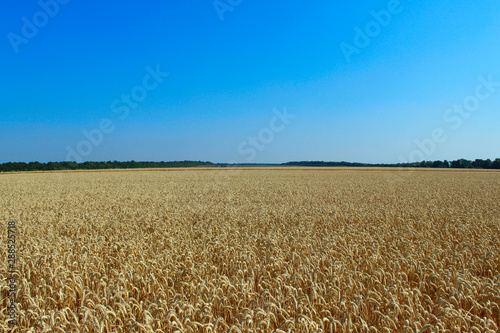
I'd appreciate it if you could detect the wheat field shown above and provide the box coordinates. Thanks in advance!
[1,168,499,332]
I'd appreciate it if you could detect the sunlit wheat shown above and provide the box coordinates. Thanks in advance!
[0,168,499,332]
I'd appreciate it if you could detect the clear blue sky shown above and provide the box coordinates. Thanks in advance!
[1,0,499,163]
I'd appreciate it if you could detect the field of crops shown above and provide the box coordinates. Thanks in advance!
[1,168,499,332]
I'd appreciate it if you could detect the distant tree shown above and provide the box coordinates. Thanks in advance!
[483,159,493,169]
[450,159,474,168]
[472,159,486,168]
[462,159,473,168]
[492,158,500,169]
[432,160,444,168]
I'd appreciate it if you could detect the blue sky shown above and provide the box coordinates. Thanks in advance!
[1,0,499,163]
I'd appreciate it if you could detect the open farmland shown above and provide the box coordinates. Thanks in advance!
[1,168,499,332]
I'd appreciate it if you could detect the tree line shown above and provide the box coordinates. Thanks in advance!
[0,160,213,172]
[1,158,499,172]
[282,158,500,169]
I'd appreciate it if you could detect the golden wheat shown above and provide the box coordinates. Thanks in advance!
[1,168,499,332]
